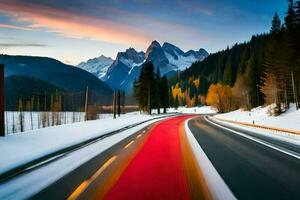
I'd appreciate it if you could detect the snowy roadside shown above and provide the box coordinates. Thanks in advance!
[168,106,217,114]
[215,104,300,132]
[209,116,300,147]
[0,118,165,200]
[0,113,173,176]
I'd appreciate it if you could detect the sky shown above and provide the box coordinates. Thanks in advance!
[0,0,287,65]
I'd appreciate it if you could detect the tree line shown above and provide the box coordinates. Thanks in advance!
[133,61,169,114]
[170,0,300,115]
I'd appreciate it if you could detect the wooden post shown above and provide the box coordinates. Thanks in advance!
[84,86,89,121]
[122,91,125,114]
[291,72,299,109]
[0,64,5,136]
[117,90,121,117]
[113,90,117,119]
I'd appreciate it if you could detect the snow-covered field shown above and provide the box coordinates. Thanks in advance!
[0,112,171,175]
[216,104,300,131]
[4,111,114,135]
[168,106,217,114]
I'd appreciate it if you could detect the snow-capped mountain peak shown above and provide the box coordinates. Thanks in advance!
[77,55,114,79]
[78,41,208,93]
[162,42,184,59]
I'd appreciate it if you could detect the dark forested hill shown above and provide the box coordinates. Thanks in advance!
[170,34,269,106]
[0,55,113,109]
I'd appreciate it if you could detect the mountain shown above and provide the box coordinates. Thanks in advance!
[1,55,113,105]
[103,48,145,90]
[77,55,114,79]
[79,41,208,93]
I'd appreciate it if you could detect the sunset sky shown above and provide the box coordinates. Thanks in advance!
[0,0,287,65]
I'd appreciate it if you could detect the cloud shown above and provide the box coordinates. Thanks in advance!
[0,0,208,48]
[0,43,47,47]
[176,0,214,16]
[0,23,34,31]
[0,0,151,46]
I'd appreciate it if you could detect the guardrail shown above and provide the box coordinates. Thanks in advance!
[212,117,300,136]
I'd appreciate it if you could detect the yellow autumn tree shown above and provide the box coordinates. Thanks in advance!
[206,83,232,112]
[172,84,184,105]
[193,79,200,89]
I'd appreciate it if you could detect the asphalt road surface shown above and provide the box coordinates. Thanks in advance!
[15,114,300,200]
[188,116,300,200]
[32,115,208,200]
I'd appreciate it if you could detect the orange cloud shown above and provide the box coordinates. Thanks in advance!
[0,23,34,31]
[0,1,150,46]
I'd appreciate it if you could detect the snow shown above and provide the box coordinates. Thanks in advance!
[128,59,145,75]
[4,111,87,135]
[216,104,300,131]
[164,51,197,71]
[168,106,217,114]
[184,119,237,200]
[0,118,165,200]
[77,55,114,80]
[209,117,300,147]
[0,113,171,175]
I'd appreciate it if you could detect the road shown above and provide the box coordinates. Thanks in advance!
[188,116,300,200]
[4,114,299,200]
[32,115,209,200]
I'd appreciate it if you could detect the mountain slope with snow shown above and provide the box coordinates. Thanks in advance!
[78,41,208,93]
[77,55,114,79]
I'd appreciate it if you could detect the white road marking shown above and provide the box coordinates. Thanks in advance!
[205,117,300,160]
[185,119,237,200]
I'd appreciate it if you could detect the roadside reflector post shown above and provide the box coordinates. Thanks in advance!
[0,64,5,136]
[84,86,89,121]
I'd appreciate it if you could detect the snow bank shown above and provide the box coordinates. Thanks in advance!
[216,104,300,131]
[168,106,217,114]
[0,113,169,175]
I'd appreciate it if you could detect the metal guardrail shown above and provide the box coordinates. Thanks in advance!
[0,113,179,184]
[212,117,300,135]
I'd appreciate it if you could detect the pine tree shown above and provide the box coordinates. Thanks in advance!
[271,12,281,34]
[133,61,157,114]
[285,0,296,30]
[155,67,161,114]
[223,54,233,85]
[296,1,300,24]
[160,76,169,113]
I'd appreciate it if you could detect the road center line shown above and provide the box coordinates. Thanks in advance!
[67,156,117,200]
[136,134,142,139]
[124,140,134,149]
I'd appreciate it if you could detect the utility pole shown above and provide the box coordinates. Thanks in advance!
[113,90,117,119]
[117,90,121,117]
[291,72,299,109]
[84,86,89,121]
[122,91,125,114]
[0,64,4,136]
